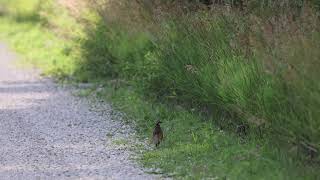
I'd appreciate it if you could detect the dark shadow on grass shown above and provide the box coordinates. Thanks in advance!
[13,12,41,23]
[0,5,44,24]
[73,20,119,83]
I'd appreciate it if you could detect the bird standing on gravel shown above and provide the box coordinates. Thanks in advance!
[153,120,163,147]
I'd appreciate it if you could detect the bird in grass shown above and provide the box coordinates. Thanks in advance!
[152,120,163,147]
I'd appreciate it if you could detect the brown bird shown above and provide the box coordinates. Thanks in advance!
[152,120,163,147]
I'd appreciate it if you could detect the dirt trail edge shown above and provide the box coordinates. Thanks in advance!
[0,43,161,179]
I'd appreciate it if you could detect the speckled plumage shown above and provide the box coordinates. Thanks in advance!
[153,121,163,147]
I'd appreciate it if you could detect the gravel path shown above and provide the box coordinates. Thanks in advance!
[0,43,160,179]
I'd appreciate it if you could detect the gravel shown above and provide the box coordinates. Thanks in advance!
[0,43,162,179]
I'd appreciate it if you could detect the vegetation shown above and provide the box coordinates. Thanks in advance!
[0,0,319,179]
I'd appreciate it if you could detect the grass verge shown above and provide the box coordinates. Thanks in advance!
[97,83,319,179]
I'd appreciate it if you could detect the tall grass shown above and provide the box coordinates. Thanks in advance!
[79,0,320,158]
[157,12,320,149]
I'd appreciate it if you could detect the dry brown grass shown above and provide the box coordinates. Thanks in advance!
[57,0,87,17]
